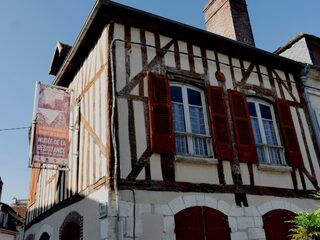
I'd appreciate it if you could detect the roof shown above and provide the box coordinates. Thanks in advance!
[53,0,305,87]
[0,202,24,225]
[49,41,72,76]
[275,33,320,54]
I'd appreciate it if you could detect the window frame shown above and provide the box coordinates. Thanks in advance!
[247,98,286,166]
[170,82,212,157]
[316,108,320,129]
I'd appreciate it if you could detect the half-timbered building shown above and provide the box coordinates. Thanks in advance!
[25,0,320,239]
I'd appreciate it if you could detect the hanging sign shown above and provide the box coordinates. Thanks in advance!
[29,82,71,168]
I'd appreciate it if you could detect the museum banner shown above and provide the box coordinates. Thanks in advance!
[29,82,71,168]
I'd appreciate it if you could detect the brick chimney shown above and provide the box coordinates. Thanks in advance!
[0,177,3,202]
[204,0,255,46]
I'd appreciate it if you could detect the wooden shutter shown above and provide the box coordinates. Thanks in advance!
[228,90,258,163]
[207,86,233,161]
[276,99,303,168]
[148,72,175,154]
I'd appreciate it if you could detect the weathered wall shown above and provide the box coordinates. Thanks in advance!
[113,22,320,192]
[27,25,111,225]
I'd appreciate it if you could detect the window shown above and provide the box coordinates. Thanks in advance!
[170,84,211,157]
[248,99,285,165]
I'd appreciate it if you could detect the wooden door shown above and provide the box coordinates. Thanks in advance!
[203,207,231,240]
[61,222,80,240]
[175,206,230,240]
[263,209,296,240]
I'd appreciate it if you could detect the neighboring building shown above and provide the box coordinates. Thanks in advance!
[275,33,320,66]
[0,178,25,240]
[276,33,320,153]
[11,198,28,220]
[25,1,320,240]
[0,203,24,240]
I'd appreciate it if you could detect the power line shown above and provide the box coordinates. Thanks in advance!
[0,126,30,132]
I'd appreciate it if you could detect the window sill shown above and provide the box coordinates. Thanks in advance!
[257,164,292,172]
[175,155,218,165]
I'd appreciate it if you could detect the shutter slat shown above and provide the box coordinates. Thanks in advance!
[276,99,303,168]
[207,86,233,161]
[228,90,258,163]
[148,72,175,154]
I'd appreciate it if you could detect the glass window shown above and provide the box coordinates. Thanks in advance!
[248,99,286,165]
[170,84,211,157]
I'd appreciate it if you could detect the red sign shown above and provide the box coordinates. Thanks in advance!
[32,84,71,166]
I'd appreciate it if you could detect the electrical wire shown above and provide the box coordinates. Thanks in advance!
[0,126,30,132]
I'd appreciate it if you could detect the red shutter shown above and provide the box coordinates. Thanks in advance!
[207,86,233,161]
[148,72,175,154]
[275,99,303,168]
[228,90,258,163]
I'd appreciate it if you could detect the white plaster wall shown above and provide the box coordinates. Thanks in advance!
[25,187,109,240]
[175,161,219,184]
[118,98,131,179]
[193,45,204,74]
[178,41,190,71]
[253,165,293,189]
[279,38,313,64]
[207,50,218,87]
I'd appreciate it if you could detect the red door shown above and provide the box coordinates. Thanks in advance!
[175,206,231,240]
[263,209,296,240]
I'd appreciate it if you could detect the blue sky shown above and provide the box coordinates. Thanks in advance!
[0,0,319,204]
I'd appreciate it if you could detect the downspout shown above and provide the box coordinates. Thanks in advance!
[300,64,320,151]
[110,38,120,240]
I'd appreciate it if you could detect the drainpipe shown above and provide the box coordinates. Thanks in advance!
[300,64,320,151]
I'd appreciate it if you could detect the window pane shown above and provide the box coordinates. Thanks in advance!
[170,86,183,103]
[268,147,282,165]
[250,118,262,144]
[248,102,257,117]
[172,103,186,132]
[192,137,208,156]
[175,134,188,155]
[263,120,278,145]
[187,89,202,106]
[189,106,205,134]
[257,146,266,163]
[260,104,272,119]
